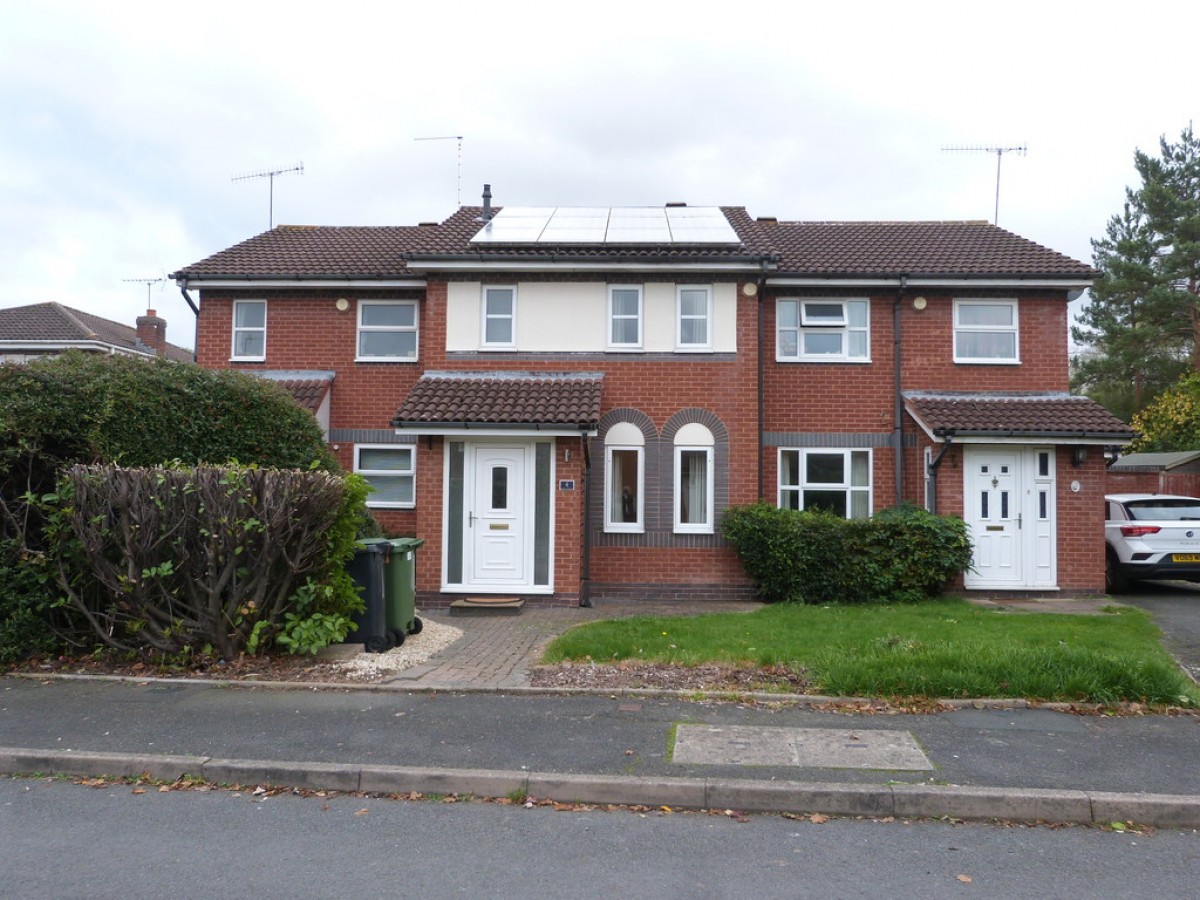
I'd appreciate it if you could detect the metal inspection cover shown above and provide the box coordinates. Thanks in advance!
[672,725,934,771]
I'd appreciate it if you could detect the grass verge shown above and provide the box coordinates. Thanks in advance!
[540,599,1198,705]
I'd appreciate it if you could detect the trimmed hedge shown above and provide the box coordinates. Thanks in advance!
[720,502,972,604]
[0,352,348,662]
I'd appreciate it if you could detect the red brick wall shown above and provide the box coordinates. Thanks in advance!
[196,281,1091,599]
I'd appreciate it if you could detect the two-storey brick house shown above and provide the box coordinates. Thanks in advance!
[172,192,1131,606]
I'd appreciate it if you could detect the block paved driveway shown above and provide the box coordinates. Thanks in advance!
[386,600,762,690]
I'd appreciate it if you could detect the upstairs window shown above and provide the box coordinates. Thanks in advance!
[779,448,871,519]
[357,300,418,361]
[231,300,266,361]
[676,286,712,351]
[608,285,643,350]
[954,299,1019,363]
[355,445,415,509]
[777,298,869,361]
[482,286,516,348]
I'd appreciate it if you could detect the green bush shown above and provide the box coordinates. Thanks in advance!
[0,538,60,664]
[0,353,343,662]
[720,502,972,604]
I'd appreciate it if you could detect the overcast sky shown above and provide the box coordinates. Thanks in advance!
[2,0,1196,351]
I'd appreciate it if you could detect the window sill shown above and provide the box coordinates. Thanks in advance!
[953,358,1021,365]
[230,357,265,364]
[365,502,416,510]
[673,347,714,354]
[776,357,872,364]
[604,526,645,535]
[355,357,419,364]
[674,527,714,535]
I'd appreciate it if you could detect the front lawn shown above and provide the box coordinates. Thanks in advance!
[540,600,1198,705]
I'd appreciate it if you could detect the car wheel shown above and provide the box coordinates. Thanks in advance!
[1106,551,1129,594]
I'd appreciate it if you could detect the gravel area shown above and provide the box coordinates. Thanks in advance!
[331,618,463,680]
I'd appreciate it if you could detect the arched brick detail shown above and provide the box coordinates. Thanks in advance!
[598,407,658,442]
[662,408,729,444]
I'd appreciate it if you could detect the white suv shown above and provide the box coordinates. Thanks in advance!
[1105,493,1200,592]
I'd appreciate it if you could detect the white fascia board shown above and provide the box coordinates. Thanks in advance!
[178,279,426,289]
[768,277,1093,290]
[0,341,147,357]
[395,426,597,438]
[924,433,1129,446]
[404,260,761,274]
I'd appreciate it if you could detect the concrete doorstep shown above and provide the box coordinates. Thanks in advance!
[3,746,1200,829]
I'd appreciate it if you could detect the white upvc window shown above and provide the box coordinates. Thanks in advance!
[481,286,517,348]
[355,445,415,509]
[607,285,643,350]
[231,299,266,361]
[676,285,712,351]
[674,423,715,534]
[357,300,418,361]
[776,298,870,362]
[954,299,1019,363]
[778,448,871,519]
[604,422,644,533]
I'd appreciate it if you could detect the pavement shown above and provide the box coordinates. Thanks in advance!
[4,595,1200,829]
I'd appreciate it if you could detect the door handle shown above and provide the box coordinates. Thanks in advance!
[468,511,475,527]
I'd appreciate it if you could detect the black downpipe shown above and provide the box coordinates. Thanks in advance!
[756,266,767,500]
[579,431,593,607]
[893,275,908,506]
[178,285,200,360]
[926,432,955,515]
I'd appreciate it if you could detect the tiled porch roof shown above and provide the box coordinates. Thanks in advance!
[904,392,1133,441]
[392,372,603,430]
[275,377,332,414]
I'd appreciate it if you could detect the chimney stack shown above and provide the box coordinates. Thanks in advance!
[136,309,167,356]
[481,183,493,221]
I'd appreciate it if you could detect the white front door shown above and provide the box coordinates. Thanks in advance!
[468,445,527,586]
[963,446,1056,589]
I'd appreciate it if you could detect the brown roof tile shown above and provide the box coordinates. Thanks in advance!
[172,206,1092,281]
[759,220,1094,278]
[393,372,603,429]
[904,392,1133,439]
[274,378,331,414]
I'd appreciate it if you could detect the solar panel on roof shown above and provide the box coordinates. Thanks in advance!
[470,206,739,245]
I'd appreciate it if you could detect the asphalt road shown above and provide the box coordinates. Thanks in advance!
[3,777,1199,899]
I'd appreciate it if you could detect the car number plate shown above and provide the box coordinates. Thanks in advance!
[1172,553,1200,563]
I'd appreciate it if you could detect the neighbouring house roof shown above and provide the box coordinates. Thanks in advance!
[1108,450,1200,472]
[904,392,1135,442]
[392,371,604,431]
[0,302,193,362]
[171,205,1094,283]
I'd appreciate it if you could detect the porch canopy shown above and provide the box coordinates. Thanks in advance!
[392,371,603,436]
[904,391,1134,445]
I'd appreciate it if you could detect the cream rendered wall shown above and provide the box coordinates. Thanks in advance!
[445,281,738,353]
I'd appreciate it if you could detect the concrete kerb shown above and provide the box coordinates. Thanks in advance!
[5,746,1200,828]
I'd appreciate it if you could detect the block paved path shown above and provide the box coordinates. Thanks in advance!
[384,600,762,690]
